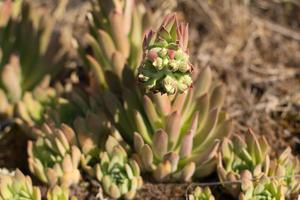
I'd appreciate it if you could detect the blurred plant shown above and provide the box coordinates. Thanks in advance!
[137,13,193,95]
[0,0,71,133]
[78,0,153,91]
[0,56,75,138]
[47,185,77,200]
[0,169,41,200]
[14,71,59,136]
[0,0,70,88]
[239,172,285,200]
[33,85,101,134]
[94,134,142,199]
[28,123,81,187]
[188,186,215,200]
[217,129,270,197]
[104,66,232,182]
[268,147,300,196]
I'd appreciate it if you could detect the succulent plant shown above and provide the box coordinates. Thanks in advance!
[268,147,300,196]
[79,1,231,183]
[103,66,232,182]
[0,0,70,132]
[0,169,41,200]
[188,186,215,200]
[28,123,81,187]
[217,129,271,197]
[93,134,142,199]
[137,13,193,95]
[239,172,285,200]
[74,111,130,177]
[47,185,77,200]
[78,0,153,91]
[58,91,139,199]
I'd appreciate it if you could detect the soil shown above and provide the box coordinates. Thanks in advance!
[0,0,299,199]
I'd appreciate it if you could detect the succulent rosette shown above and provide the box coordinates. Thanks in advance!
[188,186,215,200]
[28,123,81,187]
[217,129,271,197]
[239,172,285,200]
[268,147,300,196]
[74,111,130,177]
[0,169,41,200]
[137,13,193,95]
[94,135,143,199]
[103,66,232,182]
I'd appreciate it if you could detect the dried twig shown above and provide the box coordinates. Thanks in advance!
[253,16,300,41]
[195,0,225,33]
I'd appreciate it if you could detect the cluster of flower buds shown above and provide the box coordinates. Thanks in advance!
[138,13,193,95]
